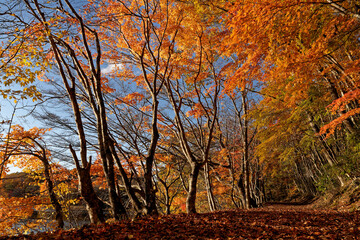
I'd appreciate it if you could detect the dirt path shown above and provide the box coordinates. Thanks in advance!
[262,202,315,211]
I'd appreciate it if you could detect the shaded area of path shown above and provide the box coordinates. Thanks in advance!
[2,205,359,239]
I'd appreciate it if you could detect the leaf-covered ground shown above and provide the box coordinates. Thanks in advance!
[2,205,360,239]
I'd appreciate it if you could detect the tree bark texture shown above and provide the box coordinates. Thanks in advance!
[186,163,201,213]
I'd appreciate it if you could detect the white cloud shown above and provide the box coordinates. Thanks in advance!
[101,63,123,74]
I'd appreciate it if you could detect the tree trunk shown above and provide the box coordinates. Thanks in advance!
[99,132,127,220]
[204,162,217,211]
[165,186,171,215]
[105,153,127,219]
[111,143,144,213]
[186,163,201,213]
[242,92,251,209]
[144,98,159,215]
[243,157,251,208]
[237,174,246,208]
[42,158,64,229]
[144,154,158,215]
[70,146,105,224]
[78,167,105,224]
[306,112,345,186]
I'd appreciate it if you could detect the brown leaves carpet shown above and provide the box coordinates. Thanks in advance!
[2,204,359,239]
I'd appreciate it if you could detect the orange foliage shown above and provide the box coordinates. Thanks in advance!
[116,92,145,106]
[224,0,360,133]
[2,125,51,171]
[0,196,48,236]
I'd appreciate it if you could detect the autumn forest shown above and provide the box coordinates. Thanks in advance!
[0,0,359,237]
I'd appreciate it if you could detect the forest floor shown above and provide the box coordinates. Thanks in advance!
[2,203,360,239]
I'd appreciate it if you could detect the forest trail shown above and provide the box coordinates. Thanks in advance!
[262,202,315,211]
[2,204,359,239]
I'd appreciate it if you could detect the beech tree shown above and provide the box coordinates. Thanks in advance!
[151,1,224,212]
[89,0,185,215]
[0,125,64,229]
[21,0,117,223]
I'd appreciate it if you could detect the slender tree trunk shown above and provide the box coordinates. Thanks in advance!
[306,112,345,186]
[186,163,201,213]
[111,142,144,212]
[144,97,159,215]
[42,158,64,229]
[98,122,127,220]
[243,158,251,208]
[230,165,241,208]
[165,186,171,215]
[218,129,241,208]
[27,137,65,229]
[241,92,251,209]
[237,174,246,208]
[104,152,127,219]
[92,69,128,220]
[204,162,217,211]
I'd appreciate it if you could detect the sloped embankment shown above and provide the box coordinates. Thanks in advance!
[313,178,360,211]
